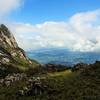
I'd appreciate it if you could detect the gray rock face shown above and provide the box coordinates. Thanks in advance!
[0,24,18,48]
[0,24,33,70]
[0,73,27,87]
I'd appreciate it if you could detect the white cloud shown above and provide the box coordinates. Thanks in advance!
[0,0,23,17]
[7,9,100,52]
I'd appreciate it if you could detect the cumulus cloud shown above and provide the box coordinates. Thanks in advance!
[7,9,100,52]
[0,0,23,17]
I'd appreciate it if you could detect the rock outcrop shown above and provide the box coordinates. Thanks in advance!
[17,77,47,96]
[0,24,39,75]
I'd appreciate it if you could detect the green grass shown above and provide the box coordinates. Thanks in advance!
[0,63,100,100]
[47,70,72,77]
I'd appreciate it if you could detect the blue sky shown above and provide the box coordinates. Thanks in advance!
[0,0,100,52]
[9,0,100,24]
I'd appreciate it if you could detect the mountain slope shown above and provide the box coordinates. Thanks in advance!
[0,24,39,75]
[0,61,99,100]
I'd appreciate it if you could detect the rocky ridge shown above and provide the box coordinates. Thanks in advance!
[0,24,39,75]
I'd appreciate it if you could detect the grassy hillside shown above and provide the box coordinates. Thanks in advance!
[0,61,99,100]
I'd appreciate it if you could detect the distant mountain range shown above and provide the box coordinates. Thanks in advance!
[26,48,100,66]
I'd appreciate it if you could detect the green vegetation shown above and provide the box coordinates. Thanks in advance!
[48,70,72,77]
[0,61,100,100]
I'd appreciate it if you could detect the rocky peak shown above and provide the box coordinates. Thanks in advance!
[0,24,11,37]
[0,24,18,48]
[0,24,36,71]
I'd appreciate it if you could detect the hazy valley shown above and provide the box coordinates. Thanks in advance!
[27,48,100,66]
